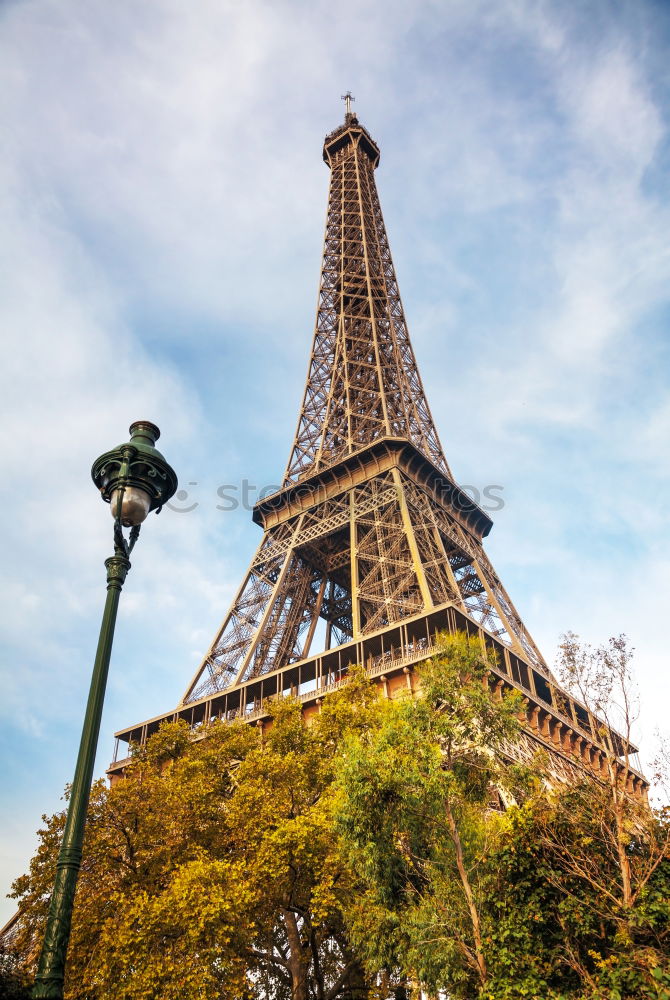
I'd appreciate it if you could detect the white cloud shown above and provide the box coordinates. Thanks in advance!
[1,0,669,924]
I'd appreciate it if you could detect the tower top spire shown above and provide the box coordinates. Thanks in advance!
[323,103,380,169]
[341,90,355,118]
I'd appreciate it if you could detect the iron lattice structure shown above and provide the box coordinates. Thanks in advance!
[182,113,547,706]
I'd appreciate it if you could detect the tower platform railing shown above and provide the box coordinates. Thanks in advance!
[107,601,646,798]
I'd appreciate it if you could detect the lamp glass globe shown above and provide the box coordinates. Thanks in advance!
[110,486,151,526]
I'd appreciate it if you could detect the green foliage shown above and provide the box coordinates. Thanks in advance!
[336,633,530,996]
[7,631,669,1000]
[0,939,32,999]
[517,782,670,1000]
[8,699,375,1000]
[334,633,670,1000]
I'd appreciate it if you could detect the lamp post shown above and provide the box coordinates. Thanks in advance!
[32,421,178,1000]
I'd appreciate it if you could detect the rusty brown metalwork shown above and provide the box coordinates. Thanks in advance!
[107,110,645,801]
[180,113,547,705]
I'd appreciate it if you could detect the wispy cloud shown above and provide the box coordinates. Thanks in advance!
[1,0,669,921]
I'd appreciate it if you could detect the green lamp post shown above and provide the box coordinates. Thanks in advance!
[33,421,178,999]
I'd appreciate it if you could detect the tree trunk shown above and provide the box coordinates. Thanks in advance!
[282,908,311,1000]
[445,796,487,985]
[341,956,368,998]
[606,757,633,909]
[614,798,633,909]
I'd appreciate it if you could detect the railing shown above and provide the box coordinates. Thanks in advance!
[241,642,442,722]
[110,643,444,768]
[108,618,646,791]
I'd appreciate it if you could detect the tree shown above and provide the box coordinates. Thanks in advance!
[0,935,32,999]
[336,632,670,1000]
[523,632,670,998]
[8,632,669,1000]
[335,632,530,998]
[8,673,382,1000]
[555,632,668,915]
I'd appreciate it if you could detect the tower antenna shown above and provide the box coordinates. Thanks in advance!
[341,91,355,117]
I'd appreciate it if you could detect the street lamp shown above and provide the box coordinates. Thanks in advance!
[33,421,178,999]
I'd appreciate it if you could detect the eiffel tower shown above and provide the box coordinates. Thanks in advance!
[108,102,646,797]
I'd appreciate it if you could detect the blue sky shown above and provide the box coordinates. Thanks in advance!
[1,0,670,924]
